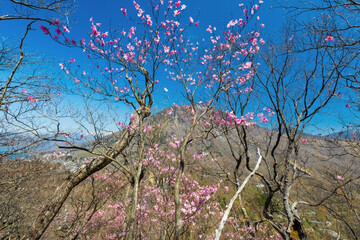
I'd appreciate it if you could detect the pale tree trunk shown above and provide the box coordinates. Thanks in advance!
[282,140,307,240]
[124,162,143,239]
[215,147,262,240]
[173,114,199,240]
[24,107,150,240]
[124,115,147,240]
[174,161,184,240]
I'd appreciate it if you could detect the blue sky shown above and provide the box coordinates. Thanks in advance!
[0,0,353,134]
[1,0,285,60]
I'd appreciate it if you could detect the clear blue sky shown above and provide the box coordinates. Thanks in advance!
[0,0,352,134]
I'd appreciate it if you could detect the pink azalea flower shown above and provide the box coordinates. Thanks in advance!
[168,108,173,115]
[55,28,61,35]
[91,25,99,37]
[28,96,37,102]
[40,24,49,35]
[63,26,70,33]
[243,62,252,69]
[325,36,334,41]
[133,1,140,9]
[130,113,137,121]
[336,175,344,181]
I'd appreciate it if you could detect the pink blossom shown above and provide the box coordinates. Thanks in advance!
[336,175,344,181]
[22,89,27,93]
[325,35,334,41]
[55,28,61,35]
[91,25,99,37]
[346,104,350,108]
[133,1,140,9]
[53,19,59,25]
[243,62,252,69]
[154,36,160,44]
[189,17,194,23]
[40,25,49,35]
[164,88,168,92]
[146,16,153,26]
[28,96,37,103]
[63,26,70,33]
[100,38,105,47]
[130,113,137,121]
[69,58,75,63]
[121,8,127,15]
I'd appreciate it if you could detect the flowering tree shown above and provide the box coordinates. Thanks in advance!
[0,0,74,158]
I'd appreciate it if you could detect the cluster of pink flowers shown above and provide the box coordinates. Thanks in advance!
[325,35,334,41]
[27,95,37,103]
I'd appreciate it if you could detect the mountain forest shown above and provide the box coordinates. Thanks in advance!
[1,0,360,239]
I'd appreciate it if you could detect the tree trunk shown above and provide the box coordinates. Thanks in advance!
[215,148,262,240]
[124,163,143,239]
[282,141,307,240]
[174,160,184,240]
